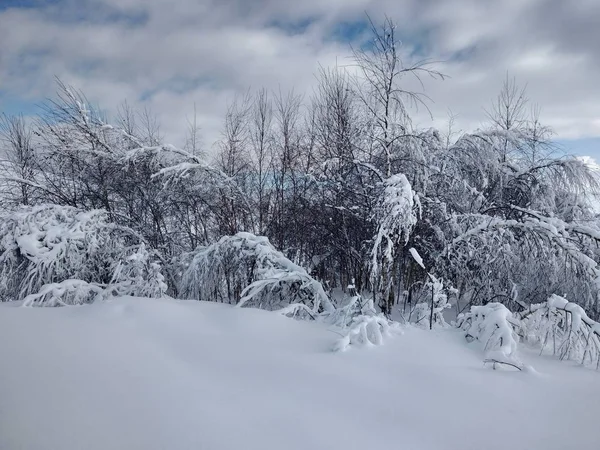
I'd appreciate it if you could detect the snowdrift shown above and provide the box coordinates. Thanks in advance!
[1,297,599,450]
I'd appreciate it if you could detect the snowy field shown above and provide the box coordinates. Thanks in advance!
[1,297,599,450]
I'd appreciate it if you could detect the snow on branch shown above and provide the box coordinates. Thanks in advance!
[119,144,228,193]
[181,232,333,315]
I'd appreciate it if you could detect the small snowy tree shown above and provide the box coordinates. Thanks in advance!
[518,295,600,368]
[458,302,523,370]
[410,275,450,328]
[371,173,420,315]
[110,243,168,298]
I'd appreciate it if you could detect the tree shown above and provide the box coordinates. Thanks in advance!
[0,114,36,206]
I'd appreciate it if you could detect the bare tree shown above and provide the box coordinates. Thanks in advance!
[139,106,163,146]
[250,88,274,234]
[116,100,138,139]
[486,74,529,133]
[352,15,444,177]
[272,88,303,249]
[0,114,36,205]
[184,103,204,157]
[215,91,253,235]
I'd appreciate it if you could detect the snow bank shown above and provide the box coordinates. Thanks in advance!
[1,297,599,450]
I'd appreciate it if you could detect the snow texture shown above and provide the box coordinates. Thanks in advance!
[1,297,599,450]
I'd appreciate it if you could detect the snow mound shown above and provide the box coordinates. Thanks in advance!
[1,297,599,450]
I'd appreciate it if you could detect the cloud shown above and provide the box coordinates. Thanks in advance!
[0,0,599,152]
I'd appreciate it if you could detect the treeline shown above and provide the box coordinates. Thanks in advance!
[1,17,599,319]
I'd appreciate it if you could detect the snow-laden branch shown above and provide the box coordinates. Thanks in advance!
[448,211,600,285]
[517,294,600,367]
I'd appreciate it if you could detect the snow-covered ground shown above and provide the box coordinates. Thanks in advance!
[1,297,599,450]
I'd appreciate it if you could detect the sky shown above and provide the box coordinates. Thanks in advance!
[1,0,600,159]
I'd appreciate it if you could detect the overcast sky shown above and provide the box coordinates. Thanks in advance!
[1,0,600,158]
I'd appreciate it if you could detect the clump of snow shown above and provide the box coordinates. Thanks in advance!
[409,247,425,269]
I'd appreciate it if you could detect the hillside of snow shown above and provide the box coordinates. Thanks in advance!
[1,297,599,450]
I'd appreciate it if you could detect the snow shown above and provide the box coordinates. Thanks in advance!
[1,297,599,450]
[409,246,425,269]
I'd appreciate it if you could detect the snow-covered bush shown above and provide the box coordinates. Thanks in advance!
[331,281,398,351]
[458,302,523,369]
[326,281,367,328]
[458,295,600,370]
[22,279,106,307]
[410,276,450,328]
[110,243,168,298]
[0,205,127,301]
[0,204,165,306]
[180,232,333,315]
[333,313,394,352]
[518,294,600,368]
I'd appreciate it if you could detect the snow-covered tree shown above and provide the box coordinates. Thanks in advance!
[518,295,600,368]
[458,302,523,369]
[371,173,420,314]
[0,204,167,306]
[0,205,132,302]
[110,243,168,298]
